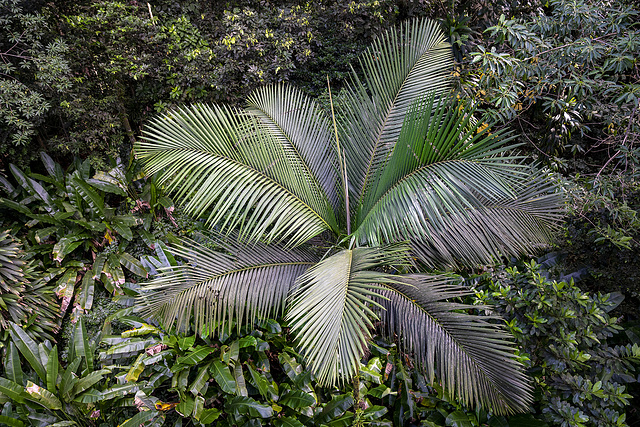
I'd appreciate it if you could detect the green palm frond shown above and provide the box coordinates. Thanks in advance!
[340,18,453,211]
[354,96,564,264]
[137,234,318,334]
[136,104,334,246]
[286,244,411,386]
[376,274,533,414]
[247,85,340,215]
[410,175,563,268]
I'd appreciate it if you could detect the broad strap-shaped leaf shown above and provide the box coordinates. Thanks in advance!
[376,274,532,414]
[286,244,410,386]
[0,377,26,403]
[46,345,59,393]
[9,322,47,383]
[225,396,274,418]
[5,342,24,386]
[247,84,340,216]
[74,318,94,373]
[138,233,318,335]
[340,18,453,213]
[137,104,335,246]
[25,381,62,410]
[9,164,56,213]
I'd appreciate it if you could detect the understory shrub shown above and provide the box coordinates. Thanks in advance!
[473,259,640,427]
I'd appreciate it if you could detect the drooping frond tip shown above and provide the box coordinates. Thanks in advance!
[376,274,533,414]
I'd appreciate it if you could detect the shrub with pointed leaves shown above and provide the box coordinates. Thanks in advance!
[135,18,564,414]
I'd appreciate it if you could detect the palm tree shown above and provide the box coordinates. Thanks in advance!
[134,18,563,414]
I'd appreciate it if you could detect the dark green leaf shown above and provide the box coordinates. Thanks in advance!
[119,252,148,277]
[446,411,474,427]
[5,342,24,386]
[46,345,59,393]
[176,395,194,417]
[0,414,25,427]
[280,390,316,409]
[9,323,46,382]
[0,378,26,403]
[176,346,216,366]
[314,394,353,424]
[210,360,236,394]
[225,396,274,418]
[273,417,304,427]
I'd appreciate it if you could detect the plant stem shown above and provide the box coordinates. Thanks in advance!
[327,75,351,235]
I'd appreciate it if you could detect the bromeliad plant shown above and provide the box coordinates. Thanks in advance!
[0,154,152,321]
[135,18,564,414]
[0,230,59,344]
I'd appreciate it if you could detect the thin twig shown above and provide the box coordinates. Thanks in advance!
[595,107,637,181]
[523,33,616,61]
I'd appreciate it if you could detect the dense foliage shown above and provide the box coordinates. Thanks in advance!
[0,0,639,425]
[473,260,640,426]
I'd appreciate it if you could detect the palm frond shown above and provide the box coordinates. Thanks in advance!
[409,177,563,268]
[286,244,411,386]
[353,97,564,265]
[136,104,334,246]
[377,274,533,414]
[137,234,318,335]
[340,18,453,211]
[247,85,340,217]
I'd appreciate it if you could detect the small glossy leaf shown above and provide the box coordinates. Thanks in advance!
[126,354,146,382]
[177,335,195,350]
[76,273,95,312]
[46,345,59,392]
[189,363,211,396]
[119,252,148,278]
[101,383,139,400]
[0,415,25,427]
[273,417,304,427]
[247,365,270,399]
[6,342,24,386]
[278,352,303,381]
[118,411,161,427]
[73,388,103,403]
[121,324,159,338]
[74,319,94,372]
[193,395,205,420]
[199,408,222,423]
[446,411,474,427]
[234,363,248,397]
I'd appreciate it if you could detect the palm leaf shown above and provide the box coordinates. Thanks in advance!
[137,234,317,335]
[340,18,453,213]
[247,84,340,217]
[136,104,334,246]
[409,175,563,268]
[376,274,533,414]
[354,97,564,265]
[286,244,411,386]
